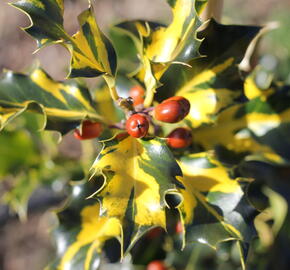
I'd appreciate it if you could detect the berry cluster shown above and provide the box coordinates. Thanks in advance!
[73,85,192,149]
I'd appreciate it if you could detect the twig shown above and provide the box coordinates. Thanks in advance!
[200,0,224,22]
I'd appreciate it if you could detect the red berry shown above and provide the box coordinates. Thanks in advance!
[129,85,145,106]
[165,96,190,116]
[146,227,163,239]
[154,96,190,123]
[126,113,149,138]
[73,120,103,140]
[154,100,184,123]
[147,260,167,270]
[166,128,192,149]
[175,221,183,234]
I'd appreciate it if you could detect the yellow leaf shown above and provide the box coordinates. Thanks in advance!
[90,135,182,240]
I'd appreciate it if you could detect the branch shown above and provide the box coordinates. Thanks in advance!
[200,0,224,22]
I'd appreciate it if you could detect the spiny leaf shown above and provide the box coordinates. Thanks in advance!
[176,152,257,251]
[11,0,66,48]
[115,0,205,104]
[158,19,262,128]
[144,0,203,63]
[12,0,117,79]
[47,181,122,270]
[0,68,100,134]
[194,80,290,164]
[68,7,117,78]
[89,134,183,251]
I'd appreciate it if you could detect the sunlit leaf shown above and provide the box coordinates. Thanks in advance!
[176,152,256,250]
[244,68,274,100]
[12,0,117,79]
[68,7,117,79]
[115,0,205,105]
[89,134,183,251]
[194,82,290,164]
[11,0,66,48]
[0,68,100,134]
[144,0,202,63]
[158,19,262,128]
[47,181,122,270]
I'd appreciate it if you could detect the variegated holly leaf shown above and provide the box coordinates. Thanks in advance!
[0,68,100,134]
[68,7,117,79]
[113,21,163,58]
[12,0,117,79]
[47,181,122,270]
[11,0,66,48]
[89,134,183,251]
[142,0,202,64]
[176,152,257,265]
[114,0,205,106]
[244,68,275,100]
[157,19,261,128]
[194,78,290,164]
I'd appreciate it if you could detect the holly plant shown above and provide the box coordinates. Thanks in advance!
[1,0,290,269]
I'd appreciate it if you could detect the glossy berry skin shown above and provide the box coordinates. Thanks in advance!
[147,261,167,270]
[154,96,190,123]
[73,120,103,140]
[129,85,145,106]
[166,96,190,116]
[166,128,192,149]
[126,114,149,138]
[154,100,184,123]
